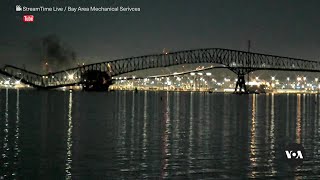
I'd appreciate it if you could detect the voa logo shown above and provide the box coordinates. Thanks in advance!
[284,143,305,167]
[285,150,303,159]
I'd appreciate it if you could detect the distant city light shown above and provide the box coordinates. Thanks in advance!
[206,72,212,76]
[190,72,195,76]
[271,76,275,80]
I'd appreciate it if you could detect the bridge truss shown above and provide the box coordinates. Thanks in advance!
[1,48,320,92]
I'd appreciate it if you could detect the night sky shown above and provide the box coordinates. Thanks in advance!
[1,0,320,72]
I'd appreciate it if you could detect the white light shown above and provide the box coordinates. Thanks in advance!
[206,72,212,76]
[4,80,10,85]
[297,77,301,81]
[287,77,290,81]
[255,77,259,80]
[303,77,306,81]
[198,73,203,76]
[68,74,74,80]
[190,72,195,76]
[15,80,20,85]
[271,76,275,80]
[315,78,318,82]
[248,81,260,86]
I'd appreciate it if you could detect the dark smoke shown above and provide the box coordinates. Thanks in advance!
[41,34,76,72]
[25,34,76,73]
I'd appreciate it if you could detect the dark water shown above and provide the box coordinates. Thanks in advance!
[0,89,320,179]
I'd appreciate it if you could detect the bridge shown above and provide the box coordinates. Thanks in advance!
[1,48,320,92]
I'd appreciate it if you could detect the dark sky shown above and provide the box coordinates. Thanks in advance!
[1,0,320,71]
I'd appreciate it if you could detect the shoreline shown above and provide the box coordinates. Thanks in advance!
[1,86,320,94]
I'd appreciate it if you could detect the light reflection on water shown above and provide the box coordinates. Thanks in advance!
[0,90,320,179]
[65,91,73,180]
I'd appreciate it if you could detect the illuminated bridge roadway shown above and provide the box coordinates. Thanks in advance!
[1,48,320,92]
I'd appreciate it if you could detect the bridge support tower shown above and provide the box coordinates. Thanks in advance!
[230,68,254,93]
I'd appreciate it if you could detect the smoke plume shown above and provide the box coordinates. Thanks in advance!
[41,34,76,72]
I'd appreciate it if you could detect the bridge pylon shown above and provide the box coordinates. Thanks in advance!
[230,68,254,93]
[235,74,247,93]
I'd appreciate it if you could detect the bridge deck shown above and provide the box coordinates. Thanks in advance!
[1,48,320,89]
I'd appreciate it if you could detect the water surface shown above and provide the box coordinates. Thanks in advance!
[0,89,320,179]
